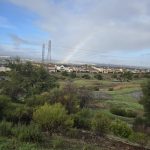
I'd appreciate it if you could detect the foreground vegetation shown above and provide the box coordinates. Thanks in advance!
[0,61,150,149]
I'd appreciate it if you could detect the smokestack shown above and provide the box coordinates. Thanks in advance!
[42,43,45,63]
[47,40,51,63]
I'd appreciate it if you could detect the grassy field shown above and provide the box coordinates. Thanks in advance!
[58,77,145,124]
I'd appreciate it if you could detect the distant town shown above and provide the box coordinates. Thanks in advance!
[0,56,150,74]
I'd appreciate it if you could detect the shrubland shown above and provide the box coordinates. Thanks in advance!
[0,61,149,149]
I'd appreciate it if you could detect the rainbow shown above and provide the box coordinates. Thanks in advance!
[62,31,96,63]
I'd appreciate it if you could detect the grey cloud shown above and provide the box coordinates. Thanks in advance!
[0,43,41,58]
[9,34,41,47]
[8,0,150,64]
[9,34,31,46]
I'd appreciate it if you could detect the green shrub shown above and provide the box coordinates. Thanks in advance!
[0,95,11,120]
[93,86,99,91]
[5,104,33,124]
[92,113,111,136]
[82,144,92,150]
[82,74,91,79]
[25,93,50,107]
[110,107,137,118]
[94,74,103,80]
[70,72,77,78]
[49,83,79,114]
[133,117,146,132]
[110,107,126,116]
[108,87,114,91]
[62,71,69,76]
[51,136,64,149]
[128,132,149,146]
[18,143,38,150]
[65,128,80,138]
[74,109,93,130]
[0,137,38,150]
[12,123,42,142]
[0,138,16,150]
[126,110,137,118]
[0,120,13,136]
[33,103,73,134]
[110,119,132,138]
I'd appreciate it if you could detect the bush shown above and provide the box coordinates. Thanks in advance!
[94,74,103,80]
[110,119,132,138]
[82,74,91,79]
[92,113,111,136]
[12,123,42,142]
[108,87,114,91]
[93,86,99,91]
[74,109,93,130]
[110,107,137,118]
[141,80,150,123]
[70,72,77,78]
[133,117,146,132]
[26,93,50,107]
[33,103,73,134]
[51,136,64,149]
[0,137,38,150]
[0,138,16,150]
[0,95,11,120]
[17,143,38,150]
[128,132,149,146]
[5,104,33,124]
[126,110,137,118]
[65,128,80,138]
[0,120,13,136]
[78,88,92,108]
[49,83,79,114]
[110,107,126,116]
[62,71,69,76]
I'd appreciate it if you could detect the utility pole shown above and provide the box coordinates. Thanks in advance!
[42,43,45,64]
[47,40,51,64]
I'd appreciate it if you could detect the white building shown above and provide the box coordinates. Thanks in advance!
[0,66,11,72]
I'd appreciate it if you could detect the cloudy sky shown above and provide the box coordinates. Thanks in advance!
[0,0,150,67]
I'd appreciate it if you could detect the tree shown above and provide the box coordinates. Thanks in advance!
[0,95,11,120]
[1,62,57,101]
[5,104,33,124]
[82,74,91,79]
[120,71,133,81]
[92,113,111,136]
[110,119,132,138]
[62,71,69,77]
[94,74,103,80]
[49,82,79,114]
[70,72,76,79]
[33,103,73,134]
[78,87,92,108]
[74,109,93,130]
[141,80,150,124]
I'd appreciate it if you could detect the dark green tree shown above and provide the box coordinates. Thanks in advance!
[94,74,103,80]
[82,74,91,79]
[0,95,11,120]
[141,80,150,124]
[70,72,76,79]
[1,62,57,101]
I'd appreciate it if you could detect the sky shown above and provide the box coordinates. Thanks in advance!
[0,0,150,67]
